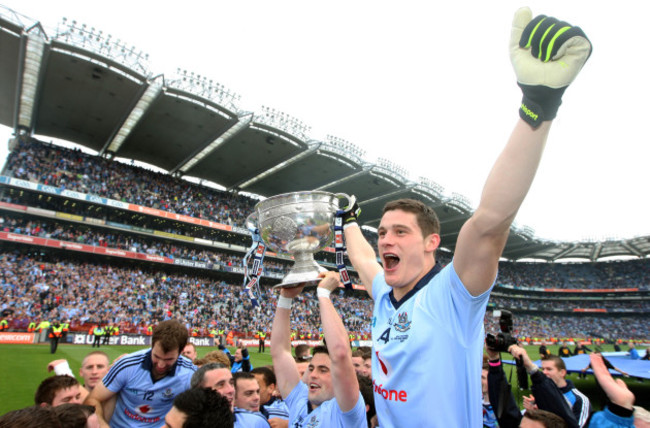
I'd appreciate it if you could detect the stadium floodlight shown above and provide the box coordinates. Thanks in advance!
[17,32,46,130]
[166,69,240,113]
[105,78,163,153]
[375,157,409,182]
[53,17,150,76]
[253,106,311,142]
[417,177,445,199]
[177,113,254,174]
[324,135,366,164]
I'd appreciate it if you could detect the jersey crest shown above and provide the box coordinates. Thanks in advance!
[393,312,412,332]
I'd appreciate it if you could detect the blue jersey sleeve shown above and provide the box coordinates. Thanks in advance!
[422,261,493,346]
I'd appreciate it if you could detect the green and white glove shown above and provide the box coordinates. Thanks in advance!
[510,7,592,128]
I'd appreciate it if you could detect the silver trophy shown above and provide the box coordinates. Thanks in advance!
[251,191,354,288]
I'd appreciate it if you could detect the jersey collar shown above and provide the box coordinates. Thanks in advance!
[141,349,179,383]
[389,263,442,309]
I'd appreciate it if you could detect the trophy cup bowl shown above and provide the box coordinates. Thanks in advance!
[253,191,351,288]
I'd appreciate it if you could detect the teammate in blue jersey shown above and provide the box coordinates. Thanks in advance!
[342,8,592,427]
[271,272,366,428]
[85,320,197,427]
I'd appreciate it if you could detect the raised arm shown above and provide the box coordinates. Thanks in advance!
[317,271,360,412]
[270,286,303,398]
[455,8,592,296]
[343,223,381,297]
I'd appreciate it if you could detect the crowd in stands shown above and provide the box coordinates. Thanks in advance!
[484,312,648,342]
[0,251,372,339]
[1,249,647,341]
[489,295,650,313]
[497,259,650,290]
[0,214,290,275]
[4,139,257,227]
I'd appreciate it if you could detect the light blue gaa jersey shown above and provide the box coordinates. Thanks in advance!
[102,349,196,427]
[235,408,271,427]
[261,396,290,420]
[371,261,492,428]
[285,381,366,428]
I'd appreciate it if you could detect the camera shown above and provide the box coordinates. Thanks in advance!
[486,310,517,353]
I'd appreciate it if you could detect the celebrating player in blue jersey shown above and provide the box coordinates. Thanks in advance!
[342,8,592,427]
[85,320,197,427]
[271,272,366,427]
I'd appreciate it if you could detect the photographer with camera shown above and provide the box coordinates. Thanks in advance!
[509,345,581,428]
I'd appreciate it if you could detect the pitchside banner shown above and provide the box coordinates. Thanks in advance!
[67,334,217,347]
[0,332,35,344]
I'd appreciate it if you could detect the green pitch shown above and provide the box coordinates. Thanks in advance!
[1,343,647,416]
[0,343,273,415]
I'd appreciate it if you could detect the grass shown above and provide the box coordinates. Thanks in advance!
[0,343,273,415]
[1,343,647,415]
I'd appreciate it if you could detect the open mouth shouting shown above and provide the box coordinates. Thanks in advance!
[382,253,400,271]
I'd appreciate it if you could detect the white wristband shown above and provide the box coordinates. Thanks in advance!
[277,296,293,309]
[54,361,74,377]
[343,222,359,230]
[317,288,332,299]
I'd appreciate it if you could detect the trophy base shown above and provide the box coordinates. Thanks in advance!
[272,266,327,289]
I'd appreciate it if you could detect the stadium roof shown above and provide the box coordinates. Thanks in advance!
[1,6,649,262]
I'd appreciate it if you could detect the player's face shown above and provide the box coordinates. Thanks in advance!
[162,406,187,428]
[351,356,363,374]
[182,344,197,362]
[234,378,261,412]
[378,210,438,299]
[202,368,235,409]
[307,353,334,407]
[234,349,243,362]
[151,343,180,378]
[541,361,565,386]
[51,385,83,406]
[254,374,273,405]
[361,359,372,378]
[79,354,110,389]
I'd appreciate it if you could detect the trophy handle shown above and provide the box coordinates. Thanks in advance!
[334,193,356,211]
[245,213,259,231]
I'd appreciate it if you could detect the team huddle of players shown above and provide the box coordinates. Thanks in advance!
[5,7,642,428]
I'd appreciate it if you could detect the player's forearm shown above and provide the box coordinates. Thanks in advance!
[319,296,351,363]
[473,120,551,236]
[270,307,292,358]
[84,396,108,424]
[344,224,376,265]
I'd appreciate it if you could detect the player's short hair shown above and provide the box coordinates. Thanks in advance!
[312,345,329,358]
[0,405,60,427]
[35,375,80,405]
[52,404,96,428]
[184,343,196,350]
[173,388,234,428]
[193,350,231,368]
[383,199,440,236]
[152,320,188,354]
[190,362,230,389]
[294,344,311,361]
[545,355,566,372]
[81,351,109,366]
[351,349,365,358]
[233,371,256,389]
[251,366,276,387]
[521,409,568,428]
